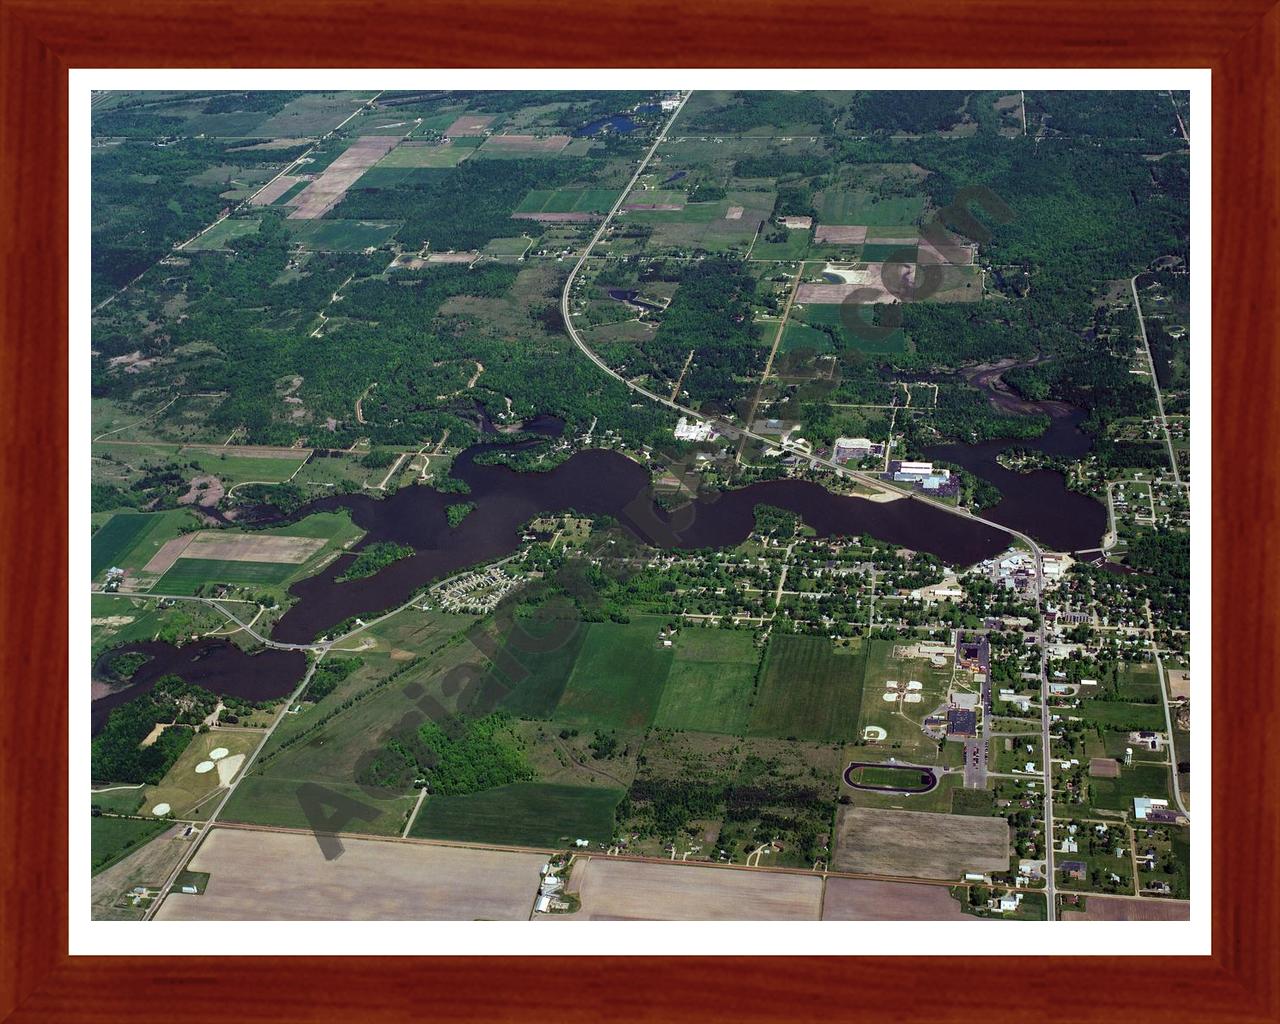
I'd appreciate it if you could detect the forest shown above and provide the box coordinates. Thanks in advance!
[91,676,219,784]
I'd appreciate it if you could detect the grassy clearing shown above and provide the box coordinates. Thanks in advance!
[185,216,263,251]
[553,618,674,730]
[1074,700,1166,731]
[220,775,417,836]
[795,304,908,356]
[817,190,924,227]
[747,635,866,743]
[411,782,623,847]
[376,142,472,168]
[91,816,170,875]
[285,219,401,251]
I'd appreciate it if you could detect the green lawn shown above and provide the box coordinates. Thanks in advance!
[654,629,760,734]
[411,782,623,847]
[91,816,170,875]
[1075,700,1166,731]
[747,635,866,743]
[552,618,673,730]
[155,557,298,593]
[220,774,417,837]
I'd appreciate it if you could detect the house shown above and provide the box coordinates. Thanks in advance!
[1060,860,1087,881]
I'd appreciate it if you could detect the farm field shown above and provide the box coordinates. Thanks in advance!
[832,806,1010,879]
[155,827,546,920]
[552,618,674,730]
[91,815,171,875]
[793,304,908,355]
[155,558,298,593]
[493,617,590,719]
[516,188,618,214]
[653,629,761,734]
[375,141,472,168]
[284,219,401,250]
[91,509,199,579]
[1061,894,1190,921]
[545,856,823,921]
[747,635,865,743]
[817,190,925,228]
[821,878,975,921]
[411,782,623,847]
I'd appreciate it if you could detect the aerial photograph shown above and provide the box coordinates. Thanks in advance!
[88,87,1192,924]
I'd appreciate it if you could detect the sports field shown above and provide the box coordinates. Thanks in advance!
[654,630,760,734]
[411,782,623,847]
[552,618,673,730]
[858,639,954,760]
[747,635,866,742]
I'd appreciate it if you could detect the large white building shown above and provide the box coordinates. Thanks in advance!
[674,416,717,442]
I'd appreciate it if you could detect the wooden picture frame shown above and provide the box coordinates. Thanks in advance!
[2,1,1273,1019]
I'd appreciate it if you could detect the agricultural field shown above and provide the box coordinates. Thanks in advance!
[1088,762,1174,813]
[155,827,546,920]
[411,782,623,847]
[746,635,866,742]
[552,618,674,731]
[91,509,199,579]
[91,815,171,875]
[832,806,1010,879]
[653,629,761,734]
[284,219,402,250]
[547,856,823,921]
[821,878,975,921]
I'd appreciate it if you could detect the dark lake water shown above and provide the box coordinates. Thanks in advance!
[91,640,306,735]
[268,442,1012,644]
[924,405,1106,553]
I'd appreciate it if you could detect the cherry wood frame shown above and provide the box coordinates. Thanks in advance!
[2,1,1275,1020]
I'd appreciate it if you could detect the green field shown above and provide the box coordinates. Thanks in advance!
[552,618,674,730]
[91,509,198,578]
[495,617,590,719]
[284,219,401,251]
[796,304,908,355]
[751,227,811,261]
[91,513,153,577]
[410,782,623,847]
[861,242,919,263]
[1075,700,1166,731]
[185,216,263,251]
[779,321,834,353]
[747,635,866,742]
[91,815,170,875]
[375,141,472,168]
[654,630,761,734]
[220,775,417,837]
[181,451,307,484]
[817,190,924,227]
[1089,762,1174,812]
[516,188,618,214]
[1114,663,1164,702]
[155,557,298,593]
[856,639,955,759]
